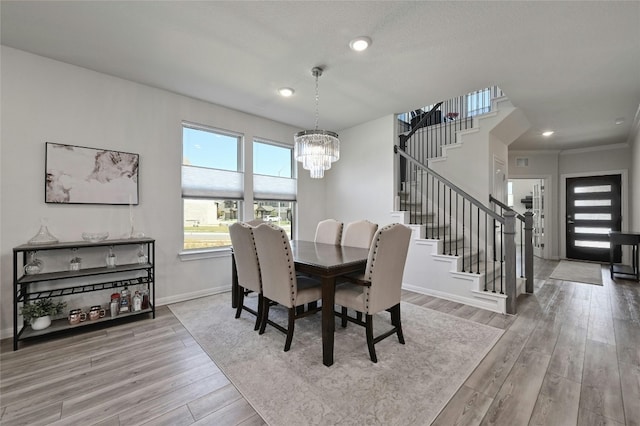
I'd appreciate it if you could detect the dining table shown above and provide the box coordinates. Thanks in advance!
[231,239,369,366]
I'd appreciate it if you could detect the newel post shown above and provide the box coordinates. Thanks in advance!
[504,211,517,314]
[524,211,534,294]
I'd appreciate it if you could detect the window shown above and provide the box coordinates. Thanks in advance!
[253,139,296,239]
[182,123,243,250]
[466,88,491,116]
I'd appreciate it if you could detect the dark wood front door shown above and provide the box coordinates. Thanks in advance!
[566,174,621,262]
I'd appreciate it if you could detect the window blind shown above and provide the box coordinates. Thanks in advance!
[182,165,243,199]
[253,174,296,201]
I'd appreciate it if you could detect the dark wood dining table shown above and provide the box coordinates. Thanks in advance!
[231,239,369,366]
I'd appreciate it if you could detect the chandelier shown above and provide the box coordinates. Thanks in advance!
[294,67,339,179]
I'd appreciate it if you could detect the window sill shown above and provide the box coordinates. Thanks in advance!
[179,247,232,261]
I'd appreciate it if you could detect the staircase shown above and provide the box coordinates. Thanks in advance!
[395,91,532,314]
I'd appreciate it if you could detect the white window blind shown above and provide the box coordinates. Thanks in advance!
[182,165,244,199]
[253,174,296,201]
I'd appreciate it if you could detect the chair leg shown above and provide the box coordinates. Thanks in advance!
[259,297,270,335]
[254,293,264,331]
[356,312,363,322]
[390,303,405,344]
[341,307,348,328]
[284,308,295,352]
[235,285,244,319]
[365,314,377,363]
[308,301,318,311]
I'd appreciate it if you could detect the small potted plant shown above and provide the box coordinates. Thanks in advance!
[20,298,67,330]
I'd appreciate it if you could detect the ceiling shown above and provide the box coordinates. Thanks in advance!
[2,1,639,151]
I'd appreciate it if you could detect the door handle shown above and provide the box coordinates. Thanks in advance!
[567,220,575,224]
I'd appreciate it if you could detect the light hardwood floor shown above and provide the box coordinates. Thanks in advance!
[1,258,639,425]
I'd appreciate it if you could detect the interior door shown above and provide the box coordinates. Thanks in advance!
[566,175,621,262]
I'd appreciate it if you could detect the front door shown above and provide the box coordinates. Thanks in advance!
[566,175,621,262]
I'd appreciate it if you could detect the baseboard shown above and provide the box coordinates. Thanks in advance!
[156,285,231,306]
[403,283,506,314]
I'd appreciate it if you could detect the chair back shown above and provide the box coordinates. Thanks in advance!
[245,219,264,226]
[341,220,378,249]
[314,219,343,245]
[253,223,297,308]
[363,224,412,314]
[229,222,261,293]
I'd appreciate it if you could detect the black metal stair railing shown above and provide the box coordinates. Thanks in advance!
[395,146,520,314]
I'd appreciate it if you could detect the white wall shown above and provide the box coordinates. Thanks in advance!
[324,115,397,226]
[0,46,325,336]
[631,108,640,231]
[509,144,632,259]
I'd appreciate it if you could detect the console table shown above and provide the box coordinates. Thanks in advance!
[609,231,640,281]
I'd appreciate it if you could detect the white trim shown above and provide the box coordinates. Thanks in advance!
[510,149,561,155]
[402,283,508,314]
[560,169,628,262]
[157,286,230,306]
[559,143,629,156]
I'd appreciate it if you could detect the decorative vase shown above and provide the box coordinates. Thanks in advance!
[30,315,52,330]
[24,251,43,275]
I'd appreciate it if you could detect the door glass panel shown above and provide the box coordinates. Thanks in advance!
[574,185,611,193]
[574,199,611,207]
[574,227,611,234]
[575,240,610,249]
[574,213,611,220]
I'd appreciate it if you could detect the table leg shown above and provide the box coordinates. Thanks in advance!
[231,252,238,309]
[321,275,335,366]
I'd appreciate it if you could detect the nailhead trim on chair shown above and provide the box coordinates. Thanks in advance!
[269,223,297,305]
[364,224,396,314]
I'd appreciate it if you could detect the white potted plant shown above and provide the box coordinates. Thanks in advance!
[20,298,67,330]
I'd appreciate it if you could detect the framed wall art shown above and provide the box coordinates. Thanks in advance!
[45,142,139,205]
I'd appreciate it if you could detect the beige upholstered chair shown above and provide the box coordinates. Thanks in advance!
[253,223,322,351]
[314,219,343,245]
[341,220,378,249]
[334,223,412,362]
[229,222,263,330]
[245,219,264,226]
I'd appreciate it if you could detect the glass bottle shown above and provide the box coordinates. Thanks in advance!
[137,244,148,264]
[106,246,117,268]
[132,291,142,312]
[141,287,150,310]
[110,293,120,317]
[119,286,131,313]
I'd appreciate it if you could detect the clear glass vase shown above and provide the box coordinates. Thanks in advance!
[28,218,58,245]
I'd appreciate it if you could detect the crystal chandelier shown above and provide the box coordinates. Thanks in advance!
[294,67,339,179]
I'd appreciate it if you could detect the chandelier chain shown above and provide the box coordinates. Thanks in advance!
[314,72,320,130]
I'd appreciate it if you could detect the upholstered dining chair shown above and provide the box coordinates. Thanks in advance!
[334,223,412,363]
[341,220,378,249]
[245,219,264,226]
[253,223,322,352]
[314,219,343,245]
[229,222,263,330]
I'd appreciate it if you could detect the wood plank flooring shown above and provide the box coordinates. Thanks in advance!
[1,257,639,425]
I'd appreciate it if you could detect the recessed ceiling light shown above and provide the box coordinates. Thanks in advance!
[615,118,625,125]
[542,131,554,137]
[278,87,294,97]
[349,36,371,52]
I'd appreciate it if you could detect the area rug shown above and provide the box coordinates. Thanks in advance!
[169,293,504,425]
[549,260,603,285]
